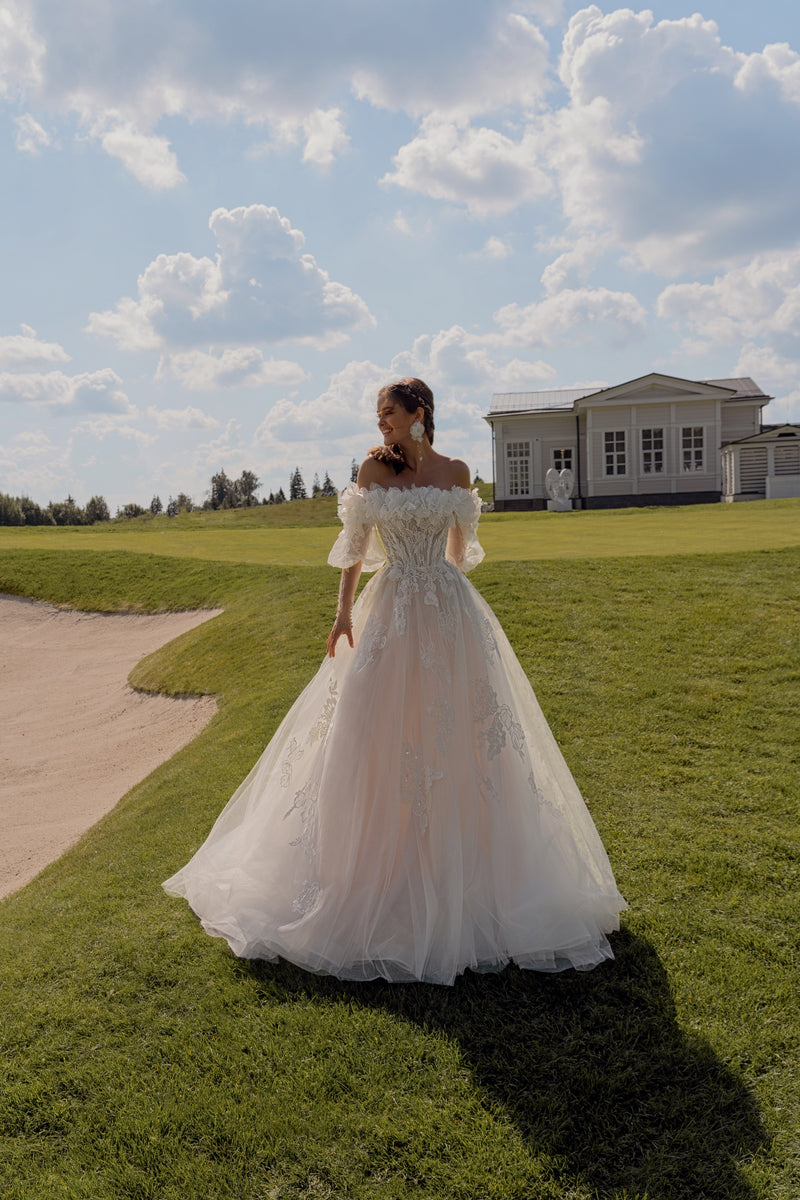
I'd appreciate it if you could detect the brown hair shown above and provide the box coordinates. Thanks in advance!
[368,377,435,474]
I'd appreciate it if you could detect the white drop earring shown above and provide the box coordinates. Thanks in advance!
[410,419,425,463]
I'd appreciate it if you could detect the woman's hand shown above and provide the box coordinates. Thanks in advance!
[326,611,354,658]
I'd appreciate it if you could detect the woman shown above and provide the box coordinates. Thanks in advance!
[164,377,626,984]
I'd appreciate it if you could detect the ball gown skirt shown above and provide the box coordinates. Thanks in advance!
[163,484,626,985]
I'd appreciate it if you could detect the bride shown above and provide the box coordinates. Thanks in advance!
[163,377,626,984]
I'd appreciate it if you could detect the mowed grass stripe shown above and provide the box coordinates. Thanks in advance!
[0,496,797,565]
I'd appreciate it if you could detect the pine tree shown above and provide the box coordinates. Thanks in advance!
[350,458,359,483]
[321,471,337,497]
[289,468,307,501]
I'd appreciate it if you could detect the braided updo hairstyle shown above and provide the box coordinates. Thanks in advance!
[368,377,435,474]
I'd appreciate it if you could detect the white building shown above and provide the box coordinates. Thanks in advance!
[721,425,800,501]
[485,373,773,510]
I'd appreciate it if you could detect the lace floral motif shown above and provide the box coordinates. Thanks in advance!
[355,620,388,672]
[309,678,338,742]
[478,774,499,805]
[280,737,304,787]
[420,636,452,690]
[401,740,443,835]
[387,561,458,642]
[470,677,526,761]
[428,696,454,756]
[284,778,320,861]
[291,880,320,917]
[469,611,499,665]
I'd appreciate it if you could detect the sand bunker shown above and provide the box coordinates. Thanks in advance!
[0,595,221,899]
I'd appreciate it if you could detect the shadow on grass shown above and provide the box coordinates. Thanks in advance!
[244,929,765,1200]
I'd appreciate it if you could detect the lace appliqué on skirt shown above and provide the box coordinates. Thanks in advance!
[401,740,443,835]
[470,677,526,761]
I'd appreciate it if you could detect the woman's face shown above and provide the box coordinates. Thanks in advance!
[376,396,420,444]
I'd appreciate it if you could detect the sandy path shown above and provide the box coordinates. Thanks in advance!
[0,595,221,899]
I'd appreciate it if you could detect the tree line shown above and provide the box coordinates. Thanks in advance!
[0,462,357,526]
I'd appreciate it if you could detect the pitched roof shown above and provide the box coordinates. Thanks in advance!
[488,374,770,416]
[489,387,598,414]
[703,377,768,400]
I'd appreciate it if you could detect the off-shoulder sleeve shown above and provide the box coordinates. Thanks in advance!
[327,483,385,572]
[447,487,485,572]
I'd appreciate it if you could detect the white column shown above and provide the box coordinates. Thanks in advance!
[585,407,595,497]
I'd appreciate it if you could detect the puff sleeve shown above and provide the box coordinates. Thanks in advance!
[327,483,385,573]
[446,488,485,572]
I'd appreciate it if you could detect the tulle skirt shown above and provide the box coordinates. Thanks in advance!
[164,564,626,984]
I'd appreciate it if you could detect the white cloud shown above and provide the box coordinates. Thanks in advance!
[656,250,800,348]
[87,204,373,352]
[0,367,130,412]
[492,357,557,389]
[14,111,52,153]
[0,430,71,498]
[492,286,647,348]
[391,211,413,237]
[3,2,553,183]
[249,106,350,169]
[731,345,800,423]
[734,42,800,105]
[0,1,44,99]
[301,107,349,167]
[71,413,155,444]
[85,294,164,352]
[539,234,609,295]
[145,405,221,431]
[389,325,557,403]
[388,210,432,239]
[255,359,385,446]
[383,118,551,217]
[476,236,512,260]
[656,253,800,424]
[0,325,70,367]
[548,8,800,273]
[156,347,308,391]
[96,118,185,190]
[353,10,551,120]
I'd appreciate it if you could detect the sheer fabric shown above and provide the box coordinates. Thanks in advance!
[164,484,626,984]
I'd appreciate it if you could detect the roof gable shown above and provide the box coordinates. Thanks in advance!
[572,372,733,408]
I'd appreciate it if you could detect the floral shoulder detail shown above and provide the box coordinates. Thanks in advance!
[327,483,385,572]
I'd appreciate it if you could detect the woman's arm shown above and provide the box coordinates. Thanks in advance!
[446,460,473,569]
[326,562,362,657]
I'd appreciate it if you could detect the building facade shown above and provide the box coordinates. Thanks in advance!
[485,373,772,510]
[721,425,800,501]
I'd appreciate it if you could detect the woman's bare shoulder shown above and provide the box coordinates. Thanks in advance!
[356,456,392,488]
[439,456,471,489]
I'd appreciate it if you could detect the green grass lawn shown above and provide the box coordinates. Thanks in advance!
[0,503,798,1198]
[0,496,797,568]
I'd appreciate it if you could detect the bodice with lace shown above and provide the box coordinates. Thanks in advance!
[327,483,485,575]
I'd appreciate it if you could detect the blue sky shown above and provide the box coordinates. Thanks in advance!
[1,0,799,510]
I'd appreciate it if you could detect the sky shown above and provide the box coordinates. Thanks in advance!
[1,0,799,511]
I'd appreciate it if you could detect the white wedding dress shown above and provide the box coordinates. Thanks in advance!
[163,484,626,984]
